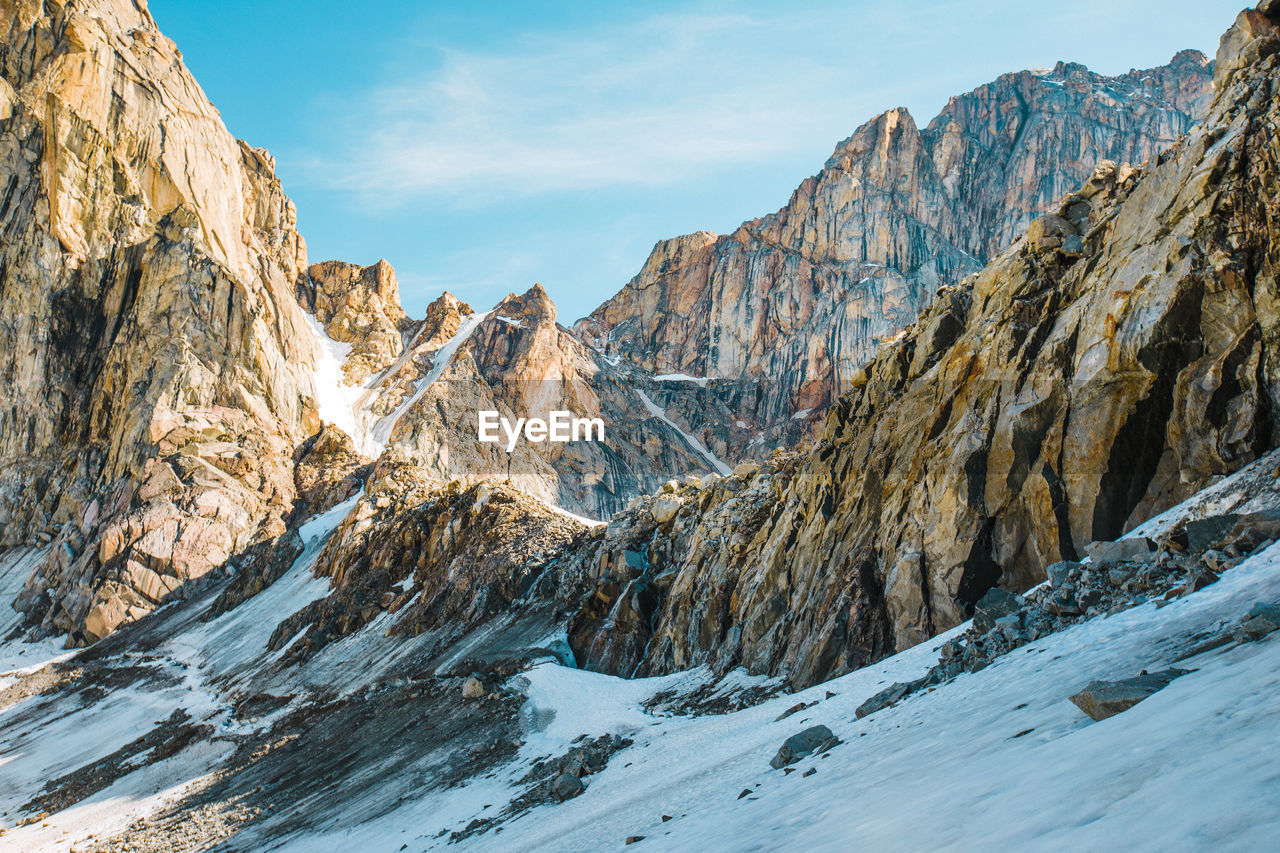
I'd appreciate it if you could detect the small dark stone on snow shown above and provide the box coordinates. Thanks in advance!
[802,768,817,777]
[825,690,837,698]
[1012,728,1035,738]
[1235,615,1279,643]
[626,836,645,845]
[661,814,672,822]
[856,679,923,718]
[738,789,752,799]
[774,701,809,721]
[783,767,795,775]
[552,772,584,801]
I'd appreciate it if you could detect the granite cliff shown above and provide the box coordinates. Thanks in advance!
[0,0,325,644]
[578,51,1216,462]
[562,11,1280,685]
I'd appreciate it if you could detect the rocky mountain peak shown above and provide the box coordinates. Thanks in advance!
[577,49,1216,466]
[1216,4,1280,85]
[494,283,558,328]
[301,259,414,383]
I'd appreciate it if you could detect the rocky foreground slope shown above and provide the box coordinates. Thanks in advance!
[578,51,1214,461]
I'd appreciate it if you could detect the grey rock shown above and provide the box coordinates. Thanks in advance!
[769,724,837,768]
[1235,615,1279,643]
[1046,560,1081,587]
[1085,537,1155,564]
[1247,601,1280,623]
[461,676,487,700]
[973,588,1021,633]
[855,681,917,719]
[1186,514,1240,554]
[1069,668,1190,721]
[552,772,585,801]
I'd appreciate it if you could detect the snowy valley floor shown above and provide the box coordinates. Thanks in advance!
[1,483,1279,851]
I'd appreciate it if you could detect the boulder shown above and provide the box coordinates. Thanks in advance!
[973,588,1021,633]
[769,724,838,769]
[1235,602,1280,642]
[651,497,682,524]
[1186,514,1241,554]
[552,772,584,801]
[1085,538,1155,564]
[1235,616,1279,643]
[1045,560,1081,588]
[1069,669,1190,721]
[855,681,917,719]
[461,676,487,700]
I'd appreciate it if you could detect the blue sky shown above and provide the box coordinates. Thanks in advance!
[151,0,1240,323]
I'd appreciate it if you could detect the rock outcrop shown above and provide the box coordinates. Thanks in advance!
[298,259,415,384]
[577,52,1216,463]
[0,0,330,643]
[380,284,723,519]
[560,11,1280,687]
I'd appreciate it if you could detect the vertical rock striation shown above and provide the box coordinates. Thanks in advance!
[0,0,325,643]
[577,53,1216,462]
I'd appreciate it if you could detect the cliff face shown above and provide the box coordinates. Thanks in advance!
[0,0,331,643]
[298,259,414,384]
[562,12,1280,687]
[577,52,1215,462]
[376,284,724,519]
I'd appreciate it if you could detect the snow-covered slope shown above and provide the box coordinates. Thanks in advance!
[272,539,1280,851]
[1,456,1277,851]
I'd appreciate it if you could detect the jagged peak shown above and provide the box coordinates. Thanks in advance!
[492,283,557,327]
[424,290,472,317]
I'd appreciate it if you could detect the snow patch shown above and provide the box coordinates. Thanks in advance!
[636,389,732,477]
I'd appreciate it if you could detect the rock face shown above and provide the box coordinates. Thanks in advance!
[0,0,329,644]
[577,52,1215,463]
[0,0,738,646]
[560,13,1280,688]
[362,284,725,519]
[298,259,414,384]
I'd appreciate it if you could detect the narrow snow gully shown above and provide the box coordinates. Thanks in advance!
[301,308,492,458]
[370,310,492,447]
[637,388,732,476]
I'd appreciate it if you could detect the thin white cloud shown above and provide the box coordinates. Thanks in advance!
[299,0,1238,209]
[302,9,882,205]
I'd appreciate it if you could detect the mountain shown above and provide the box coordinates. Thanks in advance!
[3,1,1280,849]
[560,21,1280,686]
[577,51,1215,462]
[0,0,325,645]
[0,0,715,650]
